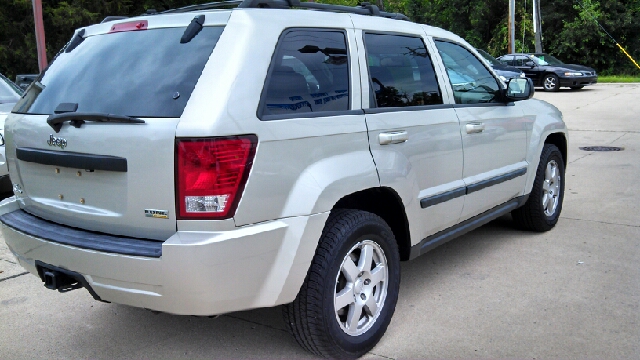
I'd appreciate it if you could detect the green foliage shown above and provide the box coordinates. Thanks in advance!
[1,0,638,80]
[598,75,640,82]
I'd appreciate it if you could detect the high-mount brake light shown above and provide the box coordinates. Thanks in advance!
[109,20,148,33]
[176,136,257,220]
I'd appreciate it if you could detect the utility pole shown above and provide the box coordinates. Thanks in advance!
[533,0,543,52]
[32,0,47,71]
[508,0,515,53]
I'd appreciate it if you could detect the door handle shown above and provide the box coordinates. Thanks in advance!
[379,131,408,145]
[465,123,485,134]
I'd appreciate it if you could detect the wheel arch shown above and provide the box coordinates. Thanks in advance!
[333,187,411,261]
[544,132,567,168]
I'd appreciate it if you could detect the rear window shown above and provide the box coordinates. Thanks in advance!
[14,26,224,117]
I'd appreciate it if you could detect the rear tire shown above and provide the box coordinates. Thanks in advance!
[543,74,560,91]
[283,209,400,359]
[512,144,565,231]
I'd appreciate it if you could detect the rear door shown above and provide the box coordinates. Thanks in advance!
[7,17,228,240]
[352,20,465,240]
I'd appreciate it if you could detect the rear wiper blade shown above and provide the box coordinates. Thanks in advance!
[47,112,145,133]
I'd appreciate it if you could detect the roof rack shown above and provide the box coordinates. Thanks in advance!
[161,0,244,13]
[161,0,409,20]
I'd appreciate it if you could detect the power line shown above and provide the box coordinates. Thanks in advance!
[574,0,639,70]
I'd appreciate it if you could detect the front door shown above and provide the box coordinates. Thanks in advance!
[434,41,528,221]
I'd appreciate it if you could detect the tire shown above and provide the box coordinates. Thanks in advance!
[512,144,565,231]
[283,209,401,359]
[543,74,560,91]
[570,85,584,90]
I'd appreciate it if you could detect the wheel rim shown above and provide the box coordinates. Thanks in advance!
[544,76,557,90]
[542,160,561,216]
[334,240,388,337]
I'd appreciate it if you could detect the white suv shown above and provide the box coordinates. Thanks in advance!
[1,1,567,358]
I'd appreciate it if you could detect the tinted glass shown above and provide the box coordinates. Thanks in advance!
[514,55,530,66]
[261,29,349,117]
[435,41,501,104]
[364,33,442,108]
[14,26,224,117]
[533,54,563,65]
[500,55,515,66]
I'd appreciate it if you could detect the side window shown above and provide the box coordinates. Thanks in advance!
[434,41,501,104]
[501,55,515,66]
[514,55,528,66]
[363,33,442,108]
[260,29,349,118]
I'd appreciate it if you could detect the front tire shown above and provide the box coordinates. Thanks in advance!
[543,74,560,91]
[512,144,565,231]
[283,209,400,359]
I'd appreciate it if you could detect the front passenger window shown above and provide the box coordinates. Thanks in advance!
[435,41,501,104]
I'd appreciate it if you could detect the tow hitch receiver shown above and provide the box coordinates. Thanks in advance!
[35,261,107,302]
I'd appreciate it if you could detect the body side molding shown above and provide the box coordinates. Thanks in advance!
[410,195,529,259]
[420,167,527,209]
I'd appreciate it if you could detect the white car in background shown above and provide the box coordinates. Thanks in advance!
[0,73,22,193]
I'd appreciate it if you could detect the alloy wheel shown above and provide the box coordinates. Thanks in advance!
[334,240,388,336]
[542,159,561,216]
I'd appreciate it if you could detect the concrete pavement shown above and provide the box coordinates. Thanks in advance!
[1,84,638,359]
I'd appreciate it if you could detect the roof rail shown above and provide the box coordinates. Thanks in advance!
[161,0,409,20]
[161,0,244,13]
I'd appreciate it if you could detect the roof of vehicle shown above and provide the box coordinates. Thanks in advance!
[88,0,462,43]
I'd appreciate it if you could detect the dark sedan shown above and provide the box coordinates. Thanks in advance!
[497,53,597,91]
[477,49,525,82]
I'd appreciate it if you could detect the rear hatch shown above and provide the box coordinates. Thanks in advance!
[7,16,227,240]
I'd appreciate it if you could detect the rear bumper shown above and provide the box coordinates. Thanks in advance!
[1,201,328,315]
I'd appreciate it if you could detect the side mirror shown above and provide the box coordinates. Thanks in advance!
[525,60,536,67]
[504,77,534,101]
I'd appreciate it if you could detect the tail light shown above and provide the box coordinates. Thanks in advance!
[176,135,257,220]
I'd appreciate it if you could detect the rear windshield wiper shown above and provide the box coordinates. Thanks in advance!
[47,112,146,133]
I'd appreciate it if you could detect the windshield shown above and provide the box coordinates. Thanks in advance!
[531,54,564,66]
[0,74,22,104]
[14,26,224,117]
[476,49,501,66]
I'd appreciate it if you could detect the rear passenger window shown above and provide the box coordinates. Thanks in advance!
[363,33,442,108]
[260,29,349,118]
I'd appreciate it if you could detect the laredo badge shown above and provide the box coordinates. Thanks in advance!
[145,209,169,219]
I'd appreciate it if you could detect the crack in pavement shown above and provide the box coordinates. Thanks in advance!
[223,314,288,333]
[0,271,29,283]
[569,129,640,134]
[561,216,640,228]
[572,92,622,110]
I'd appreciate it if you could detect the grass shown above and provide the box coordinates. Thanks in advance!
[597,75,640,83]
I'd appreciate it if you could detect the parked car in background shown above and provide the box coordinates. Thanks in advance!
[497,53,597,91]
[0,73,23,193]
[476,49,525,83]
[15,74,38,91]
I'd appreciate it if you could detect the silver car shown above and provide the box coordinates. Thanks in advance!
[0,73,22,193]
[0,1,567,358]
